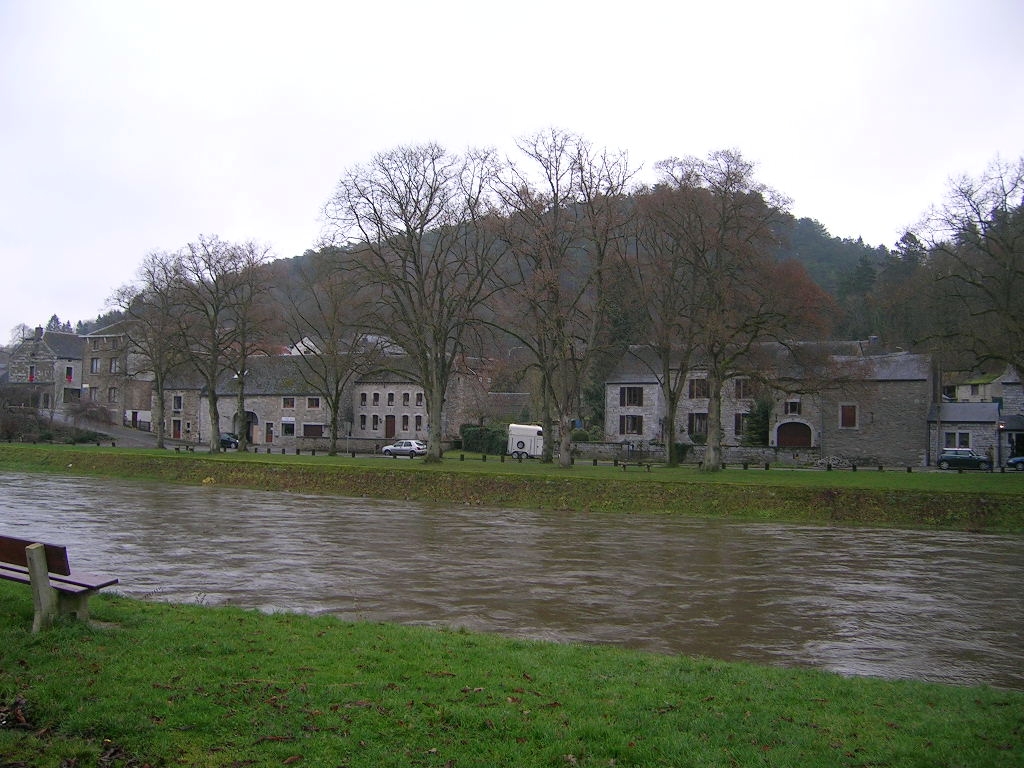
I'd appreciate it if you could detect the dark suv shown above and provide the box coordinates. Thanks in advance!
[937,448,990,470]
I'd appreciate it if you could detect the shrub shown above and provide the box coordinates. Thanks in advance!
[459,423,506,455]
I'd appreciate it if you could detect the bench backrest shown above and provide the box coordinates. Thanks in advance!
[0,534,71,576]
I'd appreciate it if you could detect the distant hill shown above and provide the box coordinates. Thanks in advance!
[774,216,890,296]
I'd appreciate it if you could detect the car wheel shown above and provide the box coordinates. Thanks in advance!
[1015,463,1024,472]
[938,460,950,470]
[979,462,991,471]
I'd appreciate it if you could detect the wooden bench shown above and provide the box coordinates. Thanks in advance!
[0,534,118,632]
[616,461,652,472]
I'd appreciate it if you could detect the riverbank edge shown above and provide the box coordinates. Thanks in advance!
[2,444,1021,532]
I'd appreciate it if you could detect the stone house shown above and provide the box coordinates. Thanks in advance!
[160,353,508,451]
[931,364,1024,463]
[82,322,154,428]
[163,355,336,448]
[6,328,84,411]
[604,344,937,467]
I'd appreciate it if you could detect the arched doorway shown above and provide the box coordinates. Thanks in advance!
[777,421,812,448]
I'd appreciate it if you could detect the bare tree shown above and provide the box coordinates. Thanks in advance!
[921,156,1024,374]
[493,128,634,467]
[621,183,704,465]
[279,247,381,455]
[322,143,502,462]
[655,150,832,472]
[223,240,276,451]
[110,250,190,449]
[171,235,271,452]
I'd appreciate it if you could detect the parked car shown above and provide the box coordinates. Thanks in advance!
[220,433,239,449]
[1006,456,1024,471]
[381,439,427,457]
[936,448,990,470]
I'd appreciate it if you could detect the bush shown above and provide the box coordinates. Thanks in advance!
[459,424,506,455]
[571,428,589,442]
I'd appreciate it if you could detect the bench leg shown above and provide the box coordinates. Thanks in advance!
[57,591,93,622]
[27,543,58,633]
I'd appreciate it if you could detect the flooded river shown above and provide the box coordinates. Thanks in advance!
[1,472,1021,689]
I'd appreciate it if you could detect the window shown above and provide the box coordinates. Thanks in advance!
[282,422,295,436]
[734,378,752,399]
[944,431,971,449]
[373,392,380,406]
[90,358,100,373]
[359,415,366,429]
[688,378,709,399]
[387,392,395,406]
[302,424,323,438]
[403,392,410,406]
[618,415,644,434]
[784,400,801,415]
[28,365,35,382]
[172,395,182,412]
[970,384,980,396]
[108,358,119,374]
[688,412,708,436]
[91,339,100,351]
[619,386,643,407]
[360,392,367,405]
[415,415,422,430]
[372,415,379,430]
[282,397,295,408]
[89,387,98,401]
[307,397,320,409]
[734,412,748,437]
[107,387,118,403]
[65,366,74,381]
[839,404,858,429]
[415,392,423,406]
[402,415,409,430]
[111,336,120,350]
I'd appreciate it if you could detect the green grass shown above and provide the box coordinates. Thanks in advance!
[0,583,1021,767]
[2,443,1023,532]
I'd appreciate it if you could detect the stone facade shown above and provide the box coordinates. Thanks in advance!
[83,323,153,428]
[604,345,938,467]
[7,328,83,411]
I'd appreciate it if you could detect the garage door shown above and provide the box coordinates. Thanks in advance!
[777,422,812,448]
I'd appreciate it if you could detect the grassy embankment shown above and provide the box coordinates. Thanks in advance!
[1,443,1022,532]
[1,582,1022,768]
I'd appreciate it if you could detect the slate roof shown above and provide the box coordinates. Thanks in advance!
[927,401,1001,423]
[41,331,84,359]
[605,344,930,384]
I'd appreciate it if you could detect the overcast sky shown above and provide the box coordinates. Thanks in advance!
[2,0,1021,341]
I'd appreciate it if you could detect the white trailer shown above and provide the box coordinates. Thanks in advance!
[507,423,543,459]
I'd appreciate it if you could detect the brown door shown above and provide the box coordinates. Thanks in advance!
[172,419,182,440]
[265,423,274,444]
[385,415,396,439]
[777,422,812,448]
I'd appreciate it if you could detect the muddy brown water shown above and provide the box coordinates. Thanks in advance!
[2,472,1021,689]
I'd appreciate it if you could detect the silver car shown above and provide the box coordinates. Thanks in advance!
[381,439,427,457]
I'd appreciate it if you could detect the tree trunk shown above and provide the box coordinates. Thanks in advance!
[701,372,724,472]
[207,393,221,453]
[152,374,166,450]
[425,390,444,463]
[235,388,247,450]
[558,411,573,468]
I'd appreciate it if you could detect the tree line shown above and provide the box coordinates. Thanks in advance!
[109,130,1023,470]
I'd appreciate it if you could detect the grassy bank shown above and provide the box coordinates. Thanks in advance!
[0,584,1021,767]
[1,444,1023,532]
